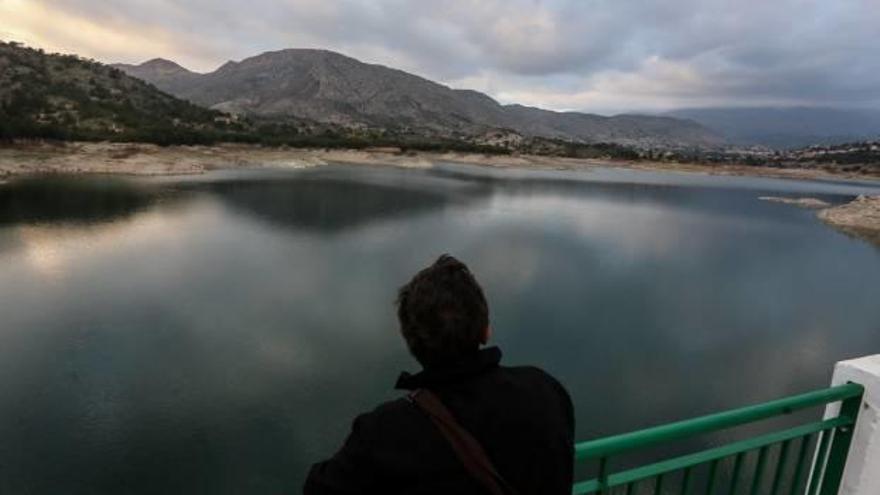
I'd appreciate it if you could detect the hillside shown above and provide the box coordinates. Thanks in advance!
[118,50,511,135]
[504,104,717,149]
[668,107,880,149]
[112,58,202,96]
[0,41,250,144]
[113,49,723,149]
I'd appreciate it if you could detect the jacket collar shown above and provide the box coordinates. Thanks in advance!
[395,346,502,390]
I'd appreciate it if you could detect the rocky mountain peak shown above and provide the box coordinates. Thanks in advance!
[114,48,724,148]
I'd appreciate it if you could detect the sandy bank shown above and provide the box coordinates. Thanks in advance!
[0,142,324,177]
[819,196,880,247]
[758,195,880,246]
[2,142,879,183]
[0,141,589,178]
[758,197,831,208]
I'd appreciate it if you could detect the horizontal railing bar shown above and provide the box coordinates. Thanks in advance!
[572,416,851,495]
[576,383,862,459]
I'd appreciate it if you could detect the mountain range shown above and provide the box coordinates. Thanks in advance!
[0,41,245,143]
[113,49,722,149]
[6,40,877,152]
[668,107,880,149]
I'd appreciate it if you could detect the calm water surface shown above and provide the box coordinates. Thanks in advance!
[0,163,878,493]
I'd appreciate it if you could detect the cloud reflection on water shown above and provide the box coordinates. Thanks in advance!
[0,166,878,493]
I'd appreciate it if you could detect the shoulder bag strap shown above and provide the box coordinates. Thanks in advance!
[408,388,518,495]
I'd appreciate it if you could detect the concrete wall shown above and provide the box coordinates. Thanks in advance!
[824,355,880,495]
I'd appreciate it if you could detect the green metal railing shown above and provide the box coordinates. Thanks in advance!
[573,383,864,495]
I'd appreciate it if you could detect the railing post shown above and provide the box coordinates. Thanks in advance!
[596,456,608,495]
[819,355,880,495]
[818,393,862,495]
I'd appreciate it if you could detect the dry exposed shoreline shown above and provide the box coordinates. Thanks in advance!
[818,196,880,246]
[2,141,880,181]
[0,141,607,178]
[758,195,880,247]
[2,141,879,247]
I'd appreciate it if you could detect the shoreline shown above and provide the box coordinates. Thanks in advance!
[2,141,879,184]
[758,195,880,247]
[2,141,879,247]
[818,196,880,247]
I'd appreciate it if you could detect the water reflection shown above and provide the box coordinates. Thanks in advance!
[202,178,468,232]
[0,176,160,226]
[0,165,878,494]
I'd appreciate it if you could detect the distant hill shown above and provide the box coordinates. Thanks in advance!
[0,41,246,144]
[112,58,201,95]
[667,107,880,149]
[503,104,717,149]
[113,49,723,149]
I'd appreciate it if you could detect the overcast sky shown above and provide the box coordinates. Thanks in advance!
[2,0,879,114]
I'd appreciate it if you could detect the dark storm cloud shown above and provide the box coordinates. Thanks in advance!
[3,0,879,113]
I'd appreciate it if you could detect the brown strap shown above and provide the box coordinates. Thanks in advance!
[408,389,517,495]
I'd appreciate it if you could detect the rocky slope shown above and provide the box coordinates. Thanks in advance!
[114,49,723,148]
[0,42,245,143]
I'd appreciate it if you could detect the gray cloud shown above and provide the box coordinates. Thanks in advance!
[3,0,879,114]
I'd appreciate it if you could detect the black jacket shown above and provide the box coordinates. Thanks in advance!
[304,347,574,495]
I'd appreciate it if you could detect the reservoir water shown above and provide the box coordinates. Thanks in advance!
[1,163,878,493]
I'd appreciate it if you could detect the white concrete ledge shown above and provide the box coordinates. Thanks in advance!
[824,354,880,495]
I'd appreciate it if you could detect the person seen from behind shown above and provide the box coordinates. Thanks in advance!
[304,254,574,494]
